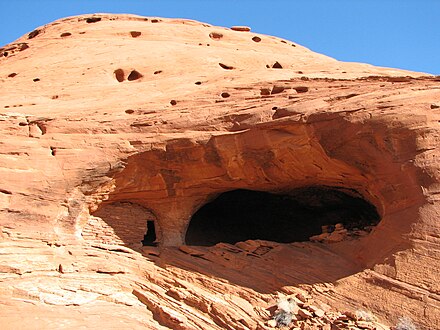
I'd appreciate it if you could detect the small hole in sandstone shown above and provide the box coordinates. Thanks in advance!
[8,73,17,78]
[28,29,40,39]
[151,19,159,23]
[219,63,234,70]
[209,32,223,40]
[130,31,142,38]
[114,69,124,82]
[271,86,285,94]
[297,71,303,74]
[207,43,210,46]
[79,32,86,35]
[125,109,135,114]
[86,17,102,23]
[272,61,283,69]
[252,36,262,42]
[198,43,203,46]
[19,122,27,126]
[292,44,296,47]
[195,81,202,85]
[266,64,270,68]
[50,147,56,156]
[127,70,143,81]
[4,106,9,108]
[51,95,59,99]
[281,40,287,44]
[273,108,292,119]
[142,221,158,246]
[33,78,40,82]
[231,26,251,32]
[18,43,29,52]
[260,88,271,96]
[221,92,230,98]
[294,86,309,93]
[3,52,8,57]
[170,100,177,106]
[272,106,278,110]
[154,70,162,75]
[60,32,72,37]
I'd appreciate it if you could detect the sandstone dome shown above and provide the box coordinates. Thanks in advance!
[0,14,439,329]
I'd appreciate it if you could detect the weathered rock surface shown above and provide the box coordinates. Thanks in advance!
[0,14,439,329]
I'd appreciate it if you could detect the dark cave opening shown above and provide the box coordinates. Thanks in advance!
[185,187,380,246]
[142,220,157,246]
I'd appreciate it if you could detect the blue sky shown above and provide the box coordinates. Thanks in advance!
[1,0,438,74]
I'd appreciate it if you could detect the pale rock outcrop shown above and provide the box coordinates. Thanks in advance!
[0,14,439,329]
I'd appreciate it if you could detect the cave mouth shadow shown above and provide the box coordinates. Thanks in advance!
[86,201,158,249]
[185,187,380,246]
[142,220,157,246]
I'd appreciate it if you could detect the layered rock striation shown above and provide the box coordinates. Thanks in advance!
[0,14,439,329]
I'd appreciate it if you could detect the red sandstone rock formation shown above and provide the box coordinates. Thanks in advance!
[0,14,439,329]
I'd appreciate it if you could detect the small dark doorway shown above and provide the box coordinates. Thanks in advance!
[142,220,157,246]
[185,187,380,246]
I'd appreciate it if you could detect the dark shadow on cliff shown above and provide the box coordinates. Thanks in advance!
[147,240,364,293]
[185,188,379,246]
[92,115,432,293]
[140,187,376,292]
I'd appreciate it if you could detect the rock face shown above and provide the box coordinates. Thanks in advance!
[0,14,439,329]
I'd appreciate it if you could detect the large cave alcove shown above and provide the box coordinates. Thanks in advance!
[185,187,380,246]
